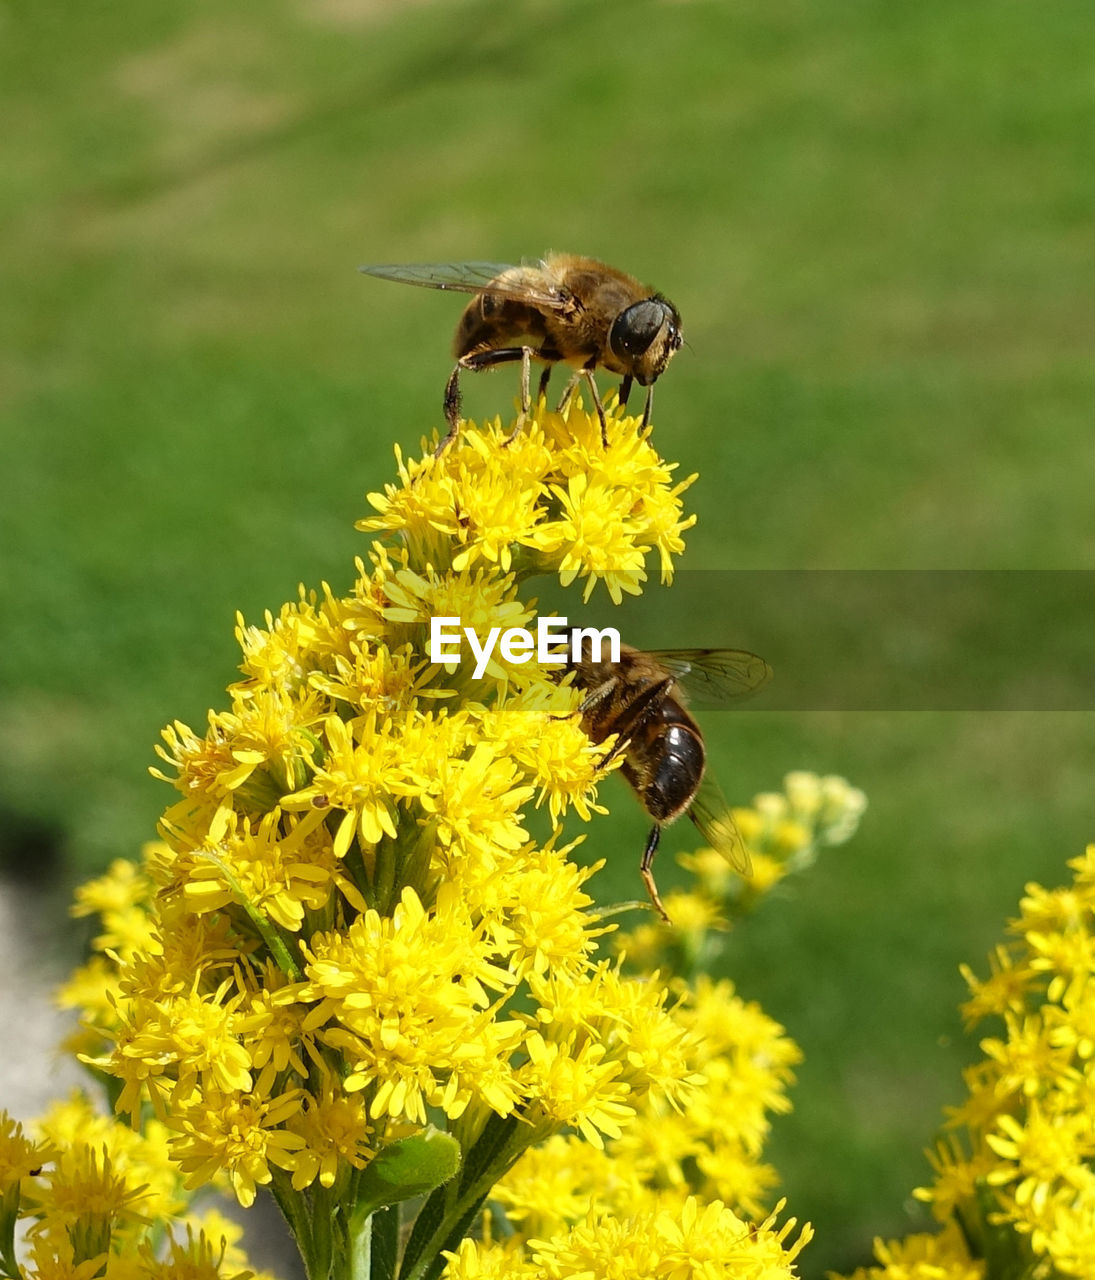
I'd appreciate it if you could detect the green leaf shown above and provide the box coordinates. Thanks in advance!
[355,1128,461,1216]
[369,1205,400,1280]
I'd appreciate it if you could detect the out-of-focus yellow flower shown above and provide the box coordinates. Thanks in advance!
[0,1113,50,1194]
[841,1223,984,1280]
[617,772,866,974]
[838,847,1095,1280]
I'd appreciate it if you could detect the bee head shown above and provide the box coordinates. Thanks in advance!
[608,297,683,386]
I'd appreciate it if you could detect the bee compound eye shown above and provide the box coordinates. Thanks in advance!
[609,299,667,360]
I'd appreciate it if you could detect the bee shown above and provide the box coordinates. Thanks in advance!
[359,254,683,455]
[566,635,772,921]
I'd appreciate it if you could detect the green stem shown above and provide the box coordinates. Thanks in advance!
[348,1201,372,1280]
[312,1185,335,1280]
[374,836,397,916]
[196,850,302,979]
[0,1183,24,1280]
[269,1173,319,1280]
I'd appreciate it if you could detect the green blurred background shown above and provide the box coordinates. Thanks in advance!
[3,1,1094,1273]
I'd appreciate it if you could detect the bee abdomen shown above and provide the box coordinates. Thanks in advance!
[640,725,705,823]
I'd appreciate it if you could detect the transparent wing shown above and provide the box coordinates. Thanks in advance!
[648,649,773,708]
[688,776,752,876]
[359,260,571,311]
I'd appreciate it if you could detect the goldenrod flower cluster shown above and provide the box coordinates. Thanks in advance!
[837,846,1095,1280]
[11,399,822,1280]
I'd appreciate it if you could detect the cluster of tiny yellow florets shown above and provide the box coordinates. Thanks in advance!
[836,846,1095,1280]
[7,400,818,1280]
[489,975,801,1232]
[443,1196,811,1280]
[362,397,696,603]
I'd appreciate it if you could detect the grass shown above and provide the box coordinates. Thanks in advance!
[3,0,1094,1272]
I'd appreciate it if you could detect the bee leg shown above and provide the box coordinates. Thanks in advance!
[581,364,609,447]
[520,346,532,416]
[618,373,633,411]
[502,346,537,446]
[640,824,671,922]
[537,364,553,405]
[640,384,654,432]
[435,365,464,456]
[454,346,536,446]
[555,371,580,414]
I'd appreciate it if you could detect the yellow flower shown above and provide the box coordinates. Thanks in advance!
[528,963,703,1111]
[985,1105,1094,1211]
[980,1012,1078,1099]
[70,860,151,921]
[167,1085,305,1208]
[1028,1174,1095,1279]
[180,1210,276,1280]
[310,638,450,716]
[0,1112,50,1194]
[361,400,696,601]
[492,1134,633,1238]
[138,1225,256,1280]
[179,809,336,932]
[233,594,325,694]
[480,702,606,825]
[529,1195,811,1279]
[520,1032,634,1149]
[915,1136,999,1224]
[959,945,1038,1025]
[24,1145,153,1249]
[285,1074,373,1190]
[842,1224,984,1280]
[854,854,1095,1279]
[281,711,419,853]
[236,963,312,1077]
[421,738,536,864]
[152,719,262,816]
[300,886,521,1124]
[476,840,604,981]
[544,471,649,604]
[23,1234,110,1280]
[56,396,851,1280]
[442,1237,537,1280]
[33,1095,183,1226]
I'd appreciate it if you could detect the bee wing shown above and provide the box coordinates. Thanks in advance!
[688,776,752,877]
[648,649,772,708]
[359,260,572,311]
